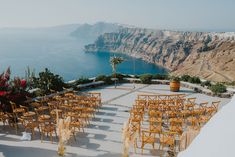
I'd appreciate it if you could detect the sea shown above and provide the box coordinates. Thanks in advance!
[0,29,167,81]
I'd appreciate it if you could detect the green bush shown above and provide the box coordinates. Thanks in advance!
[153,74,169,80]
[180,75,191,82]
[209,83,227,94]
[201,80,212,87]
[139,74,153,84]
[96,75,113,85]
[111,73,125,81]
[76,77,92,84]
[170,76,180,82]
[32,68,65,95]
[180,75,201,84]
[134,75,140,78]
[189,76,201,84]
[225,81,235,86]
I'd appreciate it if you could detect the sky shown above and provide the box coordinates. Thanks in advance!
[0,0,234,31]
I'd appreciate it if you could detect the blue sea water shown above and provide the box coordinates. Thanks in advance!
[0,30,167,81]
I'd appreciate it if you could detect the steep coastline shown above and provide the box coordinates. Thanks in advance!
[85,27,235,82]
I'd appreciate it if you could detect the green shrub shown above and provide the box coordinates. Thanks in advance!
[189,76,201,84]
[201,80,211,87]
[139,74,153,84]
[225,81,235,86]
[180,75,191,82]
[32,68,65,95]
[153,74,169,80]
[111,73,125,81]
[134,75,140,78]
[76,77,92,84]
[96,75,113,85]
[209,83,227,94]
[170,76,180,82]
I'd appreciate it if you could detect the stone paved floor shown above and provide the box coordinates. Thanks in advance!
[0,83,231,157]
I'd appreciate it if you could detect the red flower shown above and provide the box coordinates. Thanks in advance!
[0,91,7,96]
[20,80,27,88]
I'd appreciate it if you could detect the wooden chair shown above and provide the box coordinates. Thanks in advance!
[149,119,162,137]
[184,98,196,110]
[68,112,84,140]
[35,108,51,123]
[141,130,156,154]
[159,132,176,151]
[0,111,8,126]
[187,115,199,127]
[169,118,183,126]
[198,114,212,126]
[10,102,26,133]
[31,102,42,109]
[21,116,39,140]
[129,120,141,138]
[199,102,209,107]
[130,109,144,123]
[206,101,220,116]
[39,119,57,143]
[181,109,191,121]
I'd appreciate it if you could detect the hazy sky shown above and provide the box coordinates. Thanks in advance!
[0,0,234,31]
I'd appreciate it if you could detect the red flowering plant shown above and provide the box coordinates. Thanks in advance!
[0,67,30,112]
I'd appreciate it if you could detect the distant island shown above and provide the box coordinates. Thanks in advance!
[84,25,235,82]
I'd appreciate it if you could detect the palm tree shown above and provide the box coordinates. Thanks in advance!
[110,55,124,88]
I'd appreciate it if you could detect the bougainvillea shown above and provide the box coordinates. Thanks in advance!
[0,67,29,112]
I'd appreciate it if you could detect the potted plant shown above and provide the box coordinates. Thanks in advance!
[170,76,180,92]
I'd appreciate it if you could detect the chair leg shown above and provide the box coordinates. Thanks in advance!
[141,143,144,155]
[41,132,44,143]
[50,132,53,143]
[31,129,34,140]
[55,130,58,139]
[134,140,137,153]
[73,132,76,141]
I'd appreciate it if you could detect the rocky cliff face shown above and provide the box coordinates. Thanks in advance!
[85,28,235,82]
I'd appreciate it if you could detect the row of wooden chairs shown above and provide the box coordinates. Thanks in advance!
[126,94,220,155]
[0,91,102,143]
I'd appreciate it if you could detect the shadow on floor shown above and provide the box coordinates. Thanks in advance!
[0,144,78,157]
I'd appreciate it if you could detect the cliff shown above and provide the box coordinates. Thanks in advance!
[70,22,121,44]
[85,28,235,82]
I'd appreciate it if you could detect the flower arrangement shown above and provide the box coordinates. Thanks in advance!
[56,111,72,156]
[0,67,29,112]
[122,121,131,157]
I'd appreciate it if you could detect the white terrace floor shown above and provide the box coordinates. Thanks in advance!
[0,83,231,157]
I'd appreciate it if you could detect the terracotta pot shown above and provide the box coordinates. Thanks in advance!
[170,81,180,92]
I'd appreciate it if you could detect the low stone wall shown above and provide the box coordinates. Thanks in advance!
[153,79,233,98]
[28,78,233,103]
[124,78,233,98]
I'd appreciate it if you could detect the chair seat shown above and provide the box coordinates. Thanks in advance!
[198,116,210,123]
[170,126,183,134]
[38,115,50,121]
[143,137,155,143]
[185,104,194,108]
[13,108,25,113]
[42,125,55,132]
[149,117,162,123]
[160,137,174,145]
[23,112,36,117]
[181,110,191,115]
[25,121,38,128]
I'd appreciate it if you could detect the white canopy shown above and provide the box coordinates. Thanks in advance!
[179,95,234,157]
